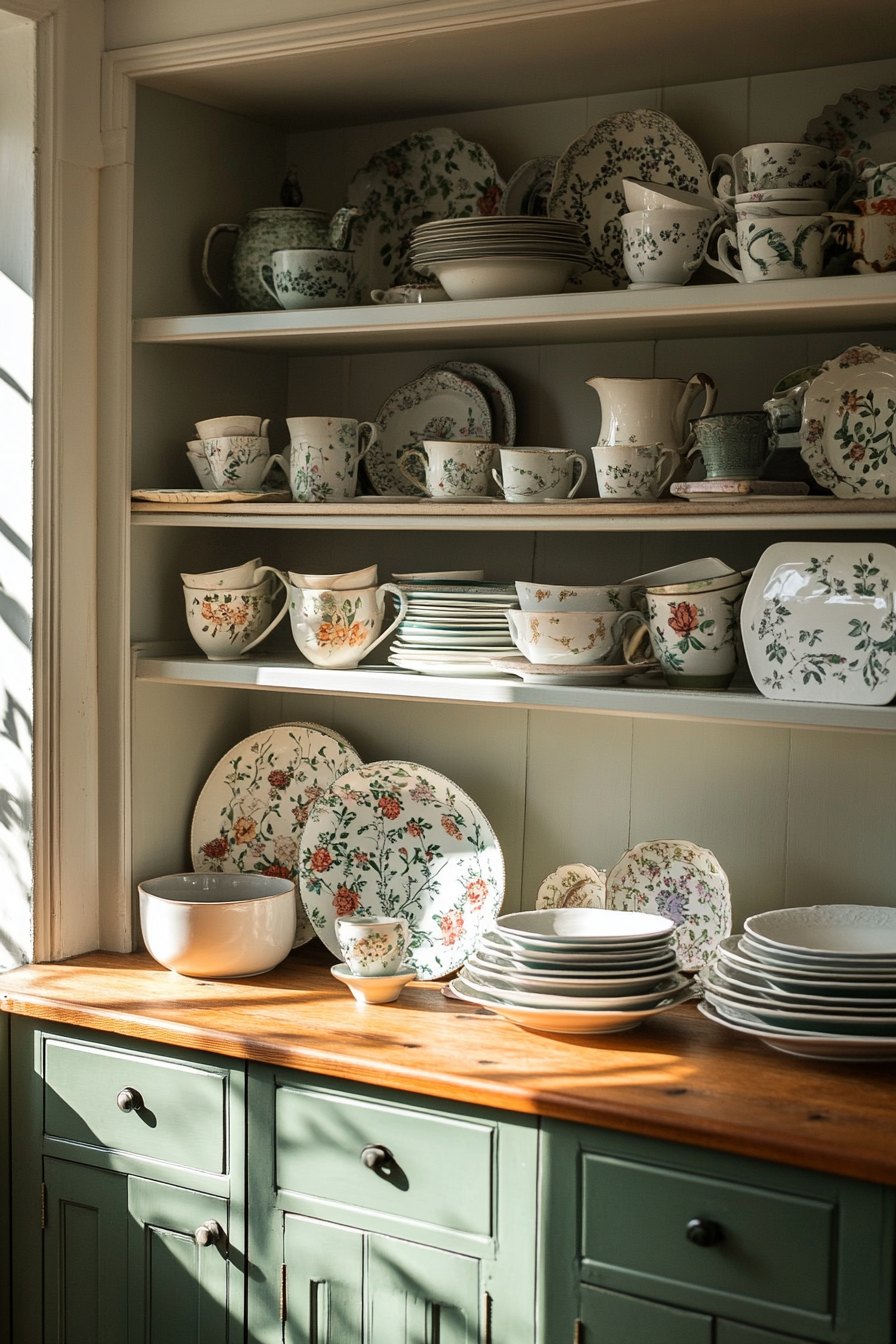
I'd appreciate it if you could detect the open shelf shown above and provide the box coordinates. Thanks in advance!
[135,647,896,734]
[132,275,896,356]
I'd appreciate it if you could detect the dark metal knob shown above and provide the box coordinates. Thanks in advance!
[116,1087,143,1113]
[686,1217,724,1247]
[195,1220,226,1248]
[360,1144,391,1170]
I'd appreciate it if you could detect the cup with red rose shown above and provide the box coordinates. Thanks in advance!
[335,915,409,976]
[618,575,748,689]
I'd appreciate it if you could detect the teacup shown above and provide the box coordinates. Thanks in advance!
[515,581,635,613]
[335,915,409,977]
[592,443,678,499]
[493,448,587,502]
[684,412,771,479]
[260,248,353,310]
[734,199,829,219]
[181,558,263,590]
[289,565,378,590]
[622,177,718,214]
[618,579,747,689]
[861,161,896,200]
[183,567,289,662]
[370,284,448,304]
[505,609,625,666]
[400,439,497,498]
[707,215,828,283]
[856,197,896,217]
[289,582,409,669]
[269,417,376,502]
[195,415,267,439]
[827,214,896,274]
[621,209,716,287]
[186,440,218,489]
[202,436,278,491]
[712,143,843,199]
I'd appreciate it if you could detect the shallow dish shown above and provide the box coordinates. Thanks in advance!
[712,959,896,1004]
[739,933,896,972]
[457,969,686,1010]
[330,962,416,1004]
[701,966,896,1016]
[139,873,296,978]
[464,954,679,993]
[745,904,896,956]
[427,255,584,300]
[473,942,677,977]
[716,934,896,982]
[447,977,693,1034]
[393,570,485,582]
[698,999,896,1061]
[489,658,641,686]
[622,176,717,214]
[705,989,896,1036]
[496,907,675,943]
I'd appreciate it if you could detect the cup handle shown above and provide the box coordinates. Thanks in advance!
[710,153,735,199]
[705,231,746,283]
[364,583,409,658]
[260,419,271,439]
[259,262,283,307]
[616,609,652,664]
[356,421,378,462]
[240,567,289,654]
[655,448,680,496]
[566,454,588,499]
[201,223,239,302]
[491,467,505,496]
[399,450,428,494]
[260,455,283,485]
[370,290,387,304]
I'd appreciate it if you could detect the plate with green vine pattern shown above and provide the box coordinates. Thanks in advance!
[800,344,896,497]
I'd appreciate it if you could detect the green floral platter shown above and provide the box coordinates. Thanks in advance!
[606,839,731,972]
[369,369,492,495]
[800,344,896,498]
[299,760,504,978]
[191,722,363,947]
[741,541,896,706]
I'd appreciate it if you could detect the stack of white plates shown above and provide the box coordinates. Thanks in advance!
[450,908,693,1034]
[389,581,519,678]
[409,216,590,298]
[699,905,896,1061]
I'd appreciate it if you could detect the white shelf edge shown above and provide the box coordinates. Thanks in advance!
[133,650,896,734]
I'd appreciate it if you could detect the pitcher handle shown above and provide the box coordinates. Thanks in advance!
[356,421,378,463]
[202,223,240,302]
[364,583,409,658]
[399,449,428,494]
[240,567,290,654]
[566,454,589,499]
[655,448,680,496]
[491,467,505,497]
[259,262,283,308]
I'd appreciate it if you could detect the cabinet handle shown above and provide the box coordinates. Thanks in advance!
[195,1220,226,1248]
[360,1144,391,1170]
[686,1217,724,1247]
[116,1086,143,1113]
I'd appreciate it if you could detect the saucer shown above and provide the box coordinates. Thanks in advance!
[489,657,649,686]
[331,962,416,1004]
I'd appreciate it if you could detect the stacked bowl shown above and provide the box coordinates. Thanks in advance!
[500,579,646,685]
[699,905,896,1061]
[620,178,720,290]
[388,579,519,677]
[451,908,693,1034]
[408,216,590,299]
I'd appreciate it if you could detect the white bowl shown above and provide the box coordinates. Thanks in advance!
[515,581,635,612]
[195,415,265,439]
[426,256,584,300]
[622,557,735,587]
[646,570,751,596]
[496,907,676,943]
[288,564,378,590]
[622,177,718,214]
[331,962,416,1004]
[505,609,623,665]
[138,873,296,978]
[181,558,262,590]
[744,905,896,957]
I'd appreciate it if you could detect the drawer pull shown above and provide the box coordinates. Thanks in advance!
[195,1220,226,1248]
[116,1086,143,1113]
[360,1144,391,1171]
[686,1217,724,1247]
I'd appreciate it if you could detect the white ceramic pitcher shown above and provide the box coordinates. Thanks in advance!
[586,374,717,453]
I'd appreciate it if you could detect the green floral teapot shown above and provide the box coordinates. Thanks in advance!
[202,206,359,311]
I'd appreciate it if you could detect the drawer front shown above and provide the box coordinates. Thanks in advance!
[580,1285,712,1344]
[275,1084,493,1237]
[581,1154,833,1317]
[44,1037,228,1174]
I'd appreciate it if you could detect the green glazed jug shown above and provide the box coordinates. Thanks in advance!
[202,206,359,311]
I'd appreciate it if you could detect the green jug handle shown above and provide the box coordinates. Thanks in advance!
[201,223,240,302]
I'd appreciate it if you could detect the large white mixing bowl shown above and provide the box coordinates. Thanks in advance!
[139,873,296,978]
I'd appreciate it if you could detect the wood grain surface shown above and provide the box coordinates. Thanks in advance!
[2,945,895,1184]
[130,499,896,517]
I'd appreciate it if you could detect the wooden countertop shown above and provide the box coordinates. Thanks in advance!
[2,945,895,1185]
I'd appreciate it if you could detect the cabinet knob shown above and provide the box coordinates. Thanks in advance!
[686,1217,724,1247]
[360,1144,391,1170]
[116,1086,143,1113]
[195,1220,226,1248]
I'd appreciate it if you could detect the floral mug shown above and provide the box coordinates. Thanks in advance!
[289,582,409,669]
[335,915,409,976]
[591,443,678,499]
[183,567,289,661]
[399,439,496,498]
[618,580,747,689]
[270,417,377,502]
[493,447,587,502]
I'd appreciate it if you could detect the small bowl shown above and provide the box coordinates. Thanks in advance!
[181,558,262,590]
[426,256,585,300]
[393,570,485,582]
[622,176,718,214]
[289,564,378,590]
[139,873,296,978]
[622,558,735,588]
[505,609,622,665]
[195,415,266,439]
[331,962,416,1004]
[647,569,751,596]
[515,581,635,613]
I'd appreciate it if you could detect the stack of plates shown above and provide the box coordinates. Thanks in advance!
[389,581,519,677]
[408,216,590,298]
[699,905,896,1061]
[450,908,693,1034]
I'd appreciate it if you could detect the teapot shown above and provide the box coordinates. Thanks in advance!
[586,374,717,453]
[202,206,360,311]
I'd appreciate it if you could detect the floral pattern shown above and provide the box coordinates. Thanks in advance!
[287,421,366,502]
[804,83,896,168]
[594,449,668,499]
[264,249,353,309]
[606,840,731,971]
[191,722,363,947]
[338,921,408,975]
[800,345,896,497]
[622,214,712,283]
[535,863,606,910]
[187,590,268,651]
[299,761,504,978]
[202,438,271,490]
[369,369,492,495]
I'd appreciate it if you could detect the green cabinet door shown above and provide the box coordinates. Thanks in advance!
[128,1177,234,1344]
[43,1157,129,1344]
[283,1214,363,1343]
[579,1285,712,1344]
[368,1235,481,1344]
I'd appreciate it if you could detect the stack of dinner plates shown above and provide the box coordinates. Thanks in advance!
[450,908,693,1034]
[698,905,896,1061]
[408,216,590,298]
[389,580,519,677]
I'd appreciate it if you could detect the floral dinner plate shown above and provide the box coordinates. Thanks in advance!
[800,345,896,498]
[804,83,896,170]
[368,369,492,495]
[606,839,731,971]
[498,155,558,217]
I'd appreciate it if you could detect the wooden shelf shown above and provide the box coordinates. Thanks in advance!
[132,275,896,355]
[134,647,896,733]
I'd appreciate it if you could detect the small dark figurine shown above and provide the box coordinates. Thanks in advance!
[280,165,303,208]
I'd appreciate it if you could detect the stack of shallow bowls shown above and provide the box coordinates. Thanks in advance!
[699,905,896,1061]
[451,908,693,1034]
[408,216,590,299]
[388,579,519,677]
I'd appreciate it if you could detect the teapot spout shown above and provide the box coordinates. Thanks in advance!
[329,206,361,251]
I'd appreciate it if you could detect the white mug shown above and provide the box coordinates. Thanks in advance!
[592,443,678,499]
[202,436,278,491]
[493,448,587,502]
[289,582,409,669]
[400,439,496,498]
[186,440,218,490]
[621,210,716,288]
[707,216,828,283]
[270,417,376,502]
[183,567,289,661]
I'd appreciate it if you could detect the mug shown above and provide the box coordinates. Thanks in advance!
[827,214,896,274]
[181,557,263,589]
[493,448,587,502]
[400,439,496,498]
[712,142,844,198]
[183,567,289,662]
[618,580,747,689]
[621,209,716,287]
[186,440,218,489]
[260,248,353,310]
[335,915,409,976]
[684,412,772,479]
[707,215,828,283]
[861,161,896,200]
[591,443,678,499]
[270,417,377,502]
[289,582,409,669]
[202,436,278,491]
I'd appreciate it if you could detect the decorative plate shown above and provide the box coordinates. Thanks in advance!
[427,360,517,445]
[606,839,731,971]
[498,156,558,217]
[799,345,896,497]
[299,760,504,978]
[131,488,292,504]
[192,722,363,948]
[368,369,492,495]
[344,128,505,303]
[698,999,896,1061]
[741,541,896,705]
[535,863,606,910]
[804,83,896,170]
[548,109,710,290]
[489,657,647,686]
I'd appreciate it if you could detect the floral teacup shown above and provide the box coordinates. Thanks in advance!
[181,558,263,590]
[708,216,828,284]
[493,448,587,502]
[270,417,376,502]
[187,440,219,489]
[505,609,625,666]
[618,579,747,689]
[184,567,289,661]
[202,436,278,491]
[515,581,635,613]
[289,582,408,669]
[621,209,715,288]
[400,439,497,498]
[335,915,409,976]
[260,248,354,310]
[592,443,678,499]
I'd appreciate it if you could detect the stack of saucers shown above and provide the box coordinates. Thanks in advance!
[699,905,896,1061]
[450,908,693,1034]
[408,216,590,299]
[388,579,519,677]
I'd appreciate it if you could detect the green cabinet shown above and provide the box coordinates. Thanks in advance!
[42,1158,128,1344]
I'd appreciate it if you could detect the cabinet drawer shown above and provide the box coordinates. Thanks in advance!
[43,1036,228,1174]
[580,1285,712,1344]
[275,1084,493,1237]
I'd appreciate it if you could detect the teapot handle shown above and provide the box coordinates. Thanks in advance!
[259,263,283,308]
[202,223,240,302]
